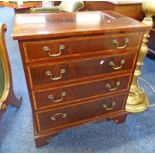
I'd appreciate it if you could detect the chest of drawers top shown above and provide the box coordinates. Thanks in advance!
[12,11,146,40]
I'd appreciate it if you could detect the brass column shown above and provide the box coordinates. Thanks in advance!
[126,0,155,113]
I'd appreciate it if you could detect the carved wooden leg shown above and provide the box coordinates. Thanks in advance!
[112,112,128,124]
[3,88,22,111]
[35,133,58,147]
[11,96,22,108]
[35,136,50,148]
[6,86,22,108]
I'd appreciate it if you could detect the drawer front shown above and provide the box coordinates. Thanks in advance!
[33,75,130,110]
[36,93,126,132]
[29,53,136,88]
[24,33,141,62]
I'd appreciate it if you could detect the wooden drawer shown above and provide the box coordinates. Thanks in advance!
[23,33,141,62]
[28,52,136,88]
[33,75,130,110]
[36,93,126,132]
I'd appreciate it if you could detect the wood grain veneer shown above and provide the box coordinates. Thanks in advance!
[13,11,147,147]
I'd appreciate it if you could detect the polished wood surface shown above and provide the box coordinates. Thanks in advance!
[28,52,136,89]
[83,1,144,20]
[0,1,41,9]
[23,33,141,63]
[82,1,155,56]
[0,1,42,13]
[33,74,131,110]
[37,93,126,132]
[13,11,146,40]
[13,11,147,147]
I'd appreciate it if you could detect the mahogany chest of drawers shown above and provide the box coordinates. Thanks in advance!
[13,11,147,147]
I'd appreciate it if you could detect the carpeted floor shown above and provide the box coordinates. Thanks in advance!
[0,7,155,153]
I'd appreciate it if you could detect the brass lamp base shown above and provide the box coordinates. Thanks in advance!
[126,87,149,113]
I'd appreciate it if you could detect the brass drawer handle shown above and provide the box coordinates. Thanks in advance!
[109,59,125,70]
[48,92,67,103]
[112,38,129,49]
[102,101,116,111]
[50,113,68,121]
[106,81,120,91]
[45,69,66,81]
[43,44,65,57]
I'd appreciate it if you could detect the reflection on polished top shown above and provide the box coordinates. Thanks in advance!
[13,11,146,40]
